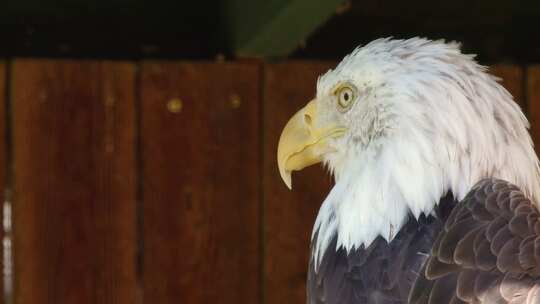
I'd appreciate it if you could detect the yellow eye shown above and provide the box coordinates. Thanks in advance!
[336,84,356,111]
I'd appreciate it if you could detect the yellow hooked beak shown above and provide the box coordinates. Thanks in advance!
[277,99,346,189]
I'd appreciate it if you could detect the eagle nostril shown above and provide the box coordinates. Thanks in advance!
[304,113,312,125]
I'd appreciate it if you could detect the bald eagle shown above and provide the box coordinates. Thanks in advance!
[277,38,540,303]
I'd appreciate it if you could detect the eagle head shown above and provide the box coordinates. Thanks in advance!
[277,38,540,257]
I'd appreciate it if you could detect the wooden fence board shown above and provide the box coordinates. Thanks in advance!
[263,62,335,304]
[528,65,540,156]
[0,61,5,304]
[12,60,137,304]
[3,59,529,304]
[141,62,260,304]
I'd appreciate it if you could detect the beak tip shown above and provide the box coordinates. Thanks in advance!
[279,168,293,190]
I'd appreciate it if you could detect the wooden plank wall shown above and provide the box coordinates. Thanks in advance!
[0,61,5,304]
[0,60,534,304]
[11,61,137,304]
[140,62,261,303]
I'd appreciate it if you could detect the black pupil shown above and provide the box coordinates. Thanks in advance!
[343,92,349,101]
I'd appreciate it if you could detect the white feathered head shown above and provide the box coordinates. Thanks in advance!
[277,38,540,255]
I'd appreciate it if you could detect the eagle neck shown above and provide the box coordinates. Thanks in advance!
[311,127,479,266]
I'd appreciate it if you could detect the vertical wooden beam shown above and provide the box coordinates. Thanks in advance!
[528,65,540,156]
[0,61,5,304]
[141,62,261,303]
[490,65,525,110]
[12,60,138,304]
[263,61,335,304]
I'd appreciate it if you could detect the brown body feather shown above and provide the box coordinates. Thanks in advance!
[409,178,540,304]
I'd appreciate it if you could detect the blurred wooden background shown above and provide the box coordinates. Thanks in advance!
[0,60,537,304]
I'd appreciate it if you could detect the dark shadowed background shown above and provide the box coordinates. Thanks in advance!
[1,1,540,304]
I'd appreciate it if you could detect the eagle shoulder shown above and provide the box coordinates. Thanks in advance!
[409,178,540,304]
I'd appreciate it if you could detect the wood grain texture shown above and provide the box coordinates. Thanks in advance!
[490,65,525,109]
[528,65,540,157]
[12,60,138,304]
[263,61,335,304]
[141,62,260,304]
[0,61,5,304]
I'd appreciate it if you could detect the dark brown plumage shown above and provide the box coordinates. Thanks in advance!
[307,179,540,304]
[410,178,540,304]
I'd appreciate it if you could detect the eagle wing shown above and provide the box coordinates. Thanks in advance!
[409,178,540,304]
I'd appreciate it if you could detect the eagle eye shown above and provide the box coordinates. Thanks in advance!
[336,83,357,112]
